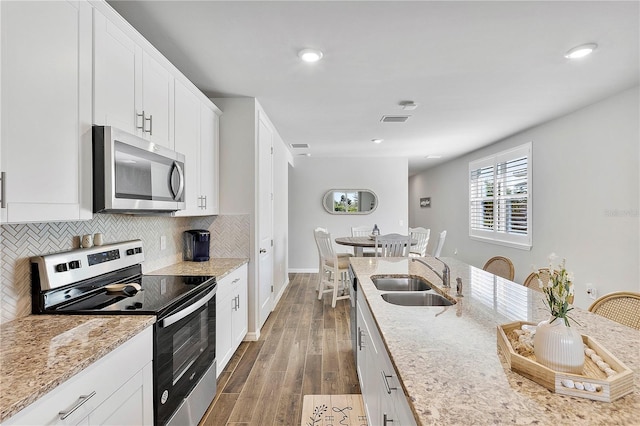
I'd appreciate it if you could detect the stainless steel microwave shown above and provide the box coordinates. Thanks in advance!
[93,126,186,213]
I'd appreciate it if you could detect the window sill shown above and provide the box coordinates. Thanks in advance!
[469,235,532,251]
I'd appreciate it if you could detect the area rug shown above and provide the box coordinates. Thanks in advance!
[301,394,367,426]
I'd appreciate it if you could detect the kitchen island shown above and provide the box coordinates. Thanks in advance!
[350,256,639,425]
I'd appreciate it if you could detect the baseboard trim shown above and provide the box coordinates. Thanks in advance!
[288,268,318,274]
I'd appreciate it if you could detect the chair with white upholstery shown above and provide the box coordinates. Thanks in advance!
[351,225,376,256]
[408,227,430,257]
[432,230,447,257]
[315,228,350,307]
[374,233,411,257]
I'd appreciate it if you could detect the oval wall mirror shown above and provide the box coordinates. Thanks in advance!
[322,189,378,214]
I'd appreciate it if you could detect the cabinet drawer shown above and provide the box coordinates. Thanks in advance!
[217,264,247,295]
[4,327,152,426]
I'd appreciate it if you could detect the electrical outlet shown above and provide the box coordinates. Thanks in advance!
[160,235,167,251]
[586,285,597,300]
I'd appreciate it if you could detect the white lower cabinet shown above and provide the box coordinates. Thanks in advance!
[4,327,153,426]
[216,263,248,377]
[356,300,416,426]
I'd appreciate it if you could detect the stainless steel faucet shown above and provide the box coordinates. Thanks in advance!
[411,257,451,288]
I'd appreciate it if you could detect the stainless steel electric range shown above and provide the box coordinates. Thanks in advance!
[31,240,216,426]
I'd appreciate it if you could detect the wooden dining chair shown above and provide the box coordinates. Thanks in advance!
[313,227,351,292]
[483,256,515,281]
[588,291,640,330]
[314,228,350,307]
[432,230,447,257]
[351,225,376,256]
[523,271,543,292]
[408,227,430,257]
[374,233,410,257]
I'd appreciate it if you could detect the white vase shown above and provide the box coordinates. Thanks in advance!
[534,316,585,374]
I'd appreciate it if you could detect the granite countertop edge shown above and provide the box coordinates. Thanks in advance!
[0,315,155,422]
[146,257,249,278]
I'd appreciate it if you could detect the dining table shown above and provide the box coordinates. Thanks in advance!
[335,236,416,256]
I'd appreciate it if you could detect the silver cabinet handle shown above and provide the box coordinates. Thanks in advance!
[202,195,207,209]
[59,391,96,420]
[1,172,5,208]
[358,328,365,350]
[259,248,266,254]
[235,295,240,310]
[382,371,397,394]
[136,111,146,132]
[145,114,153,135]
[232,278,240,284]
[383,413,394,425]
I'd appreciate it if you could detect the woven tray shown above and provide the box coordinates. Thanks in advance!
[497,321,634,402]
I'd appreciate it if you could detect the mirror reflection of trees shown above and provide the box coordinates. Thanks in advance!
[323,190,377,214]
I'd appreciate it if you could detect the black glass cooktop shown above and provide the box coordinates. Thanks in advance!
[44,274,215,316]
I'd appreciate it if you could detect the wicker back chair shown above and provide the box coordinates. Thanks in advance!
[483,256,515,281]
[588,292,640,330]
[523,268,550,292]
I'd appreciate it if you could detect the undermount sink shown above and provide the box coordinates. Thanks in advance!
[381,292,455,306]
[371,276,431,291]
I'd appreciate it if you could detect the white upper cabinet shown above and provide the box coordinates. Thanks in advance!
[141,51,174,149]
[93,9,138,133]
[93,7,174,149]
[1,0,93,224]
[200,102,220,215]
[174,79,219,217]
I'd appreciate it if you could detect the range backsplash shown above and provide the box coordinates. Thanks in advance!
[0,214,249,324]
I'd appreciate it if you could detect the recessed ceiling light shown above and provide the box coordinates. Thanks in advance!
[298,48,323,63]
[425,155,442,159]
[371,139,383,144]
[564,43,598,59]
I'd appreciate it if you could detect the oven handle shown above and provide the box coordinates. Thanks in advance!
[160,287,215,328]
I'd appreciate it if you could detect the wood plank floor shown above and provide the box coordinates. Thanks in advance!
[199,273,360,426]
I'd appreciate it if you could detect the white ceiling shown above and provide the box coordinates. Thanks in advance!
[108,1,639,175]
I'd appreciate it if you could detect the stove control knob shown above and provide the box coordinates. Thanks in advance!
[55,263,68,272]
[134,302,143,309]
[68,260,81,269]
[126,249,135,256]
[126,304,136,310]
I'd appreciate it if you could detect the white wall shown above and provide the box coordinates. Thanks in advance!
[289,156,408,271]
[409,86,640,309]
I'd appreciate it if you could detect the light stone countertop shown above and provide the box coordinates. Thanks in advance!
[0,315,155,422]
[147,257,248,279]
[350,256,640,425]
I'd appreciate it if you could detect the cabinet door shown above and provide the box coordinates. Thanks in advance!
[142,52,173,148]
[199,103,219,215]
[88,363,153,426]
[216,284,234,378]
[1,0,92,224]
[173,80,201,216]
[93,8,139,134]
[231,265,248,346]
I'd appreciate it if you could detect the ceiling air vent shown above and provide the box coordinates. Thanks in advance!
[381,115,411,123]
[290,143,310,149]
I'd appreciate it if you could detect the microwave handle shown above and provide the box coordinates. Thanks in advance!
[160,287,215,328]
[170,161,185,201]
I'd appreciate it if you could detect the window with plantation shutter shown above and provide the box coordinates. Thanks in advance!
[469,142,532,249]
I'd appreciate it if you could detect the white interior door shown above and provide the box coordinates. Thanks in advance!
[257,114,273,328]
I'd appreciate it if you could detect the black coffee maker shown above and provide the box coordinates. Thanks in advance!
[183,230,210,262]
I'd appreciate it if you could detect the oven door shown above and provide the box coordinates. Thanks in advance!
[155,285,216,426]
